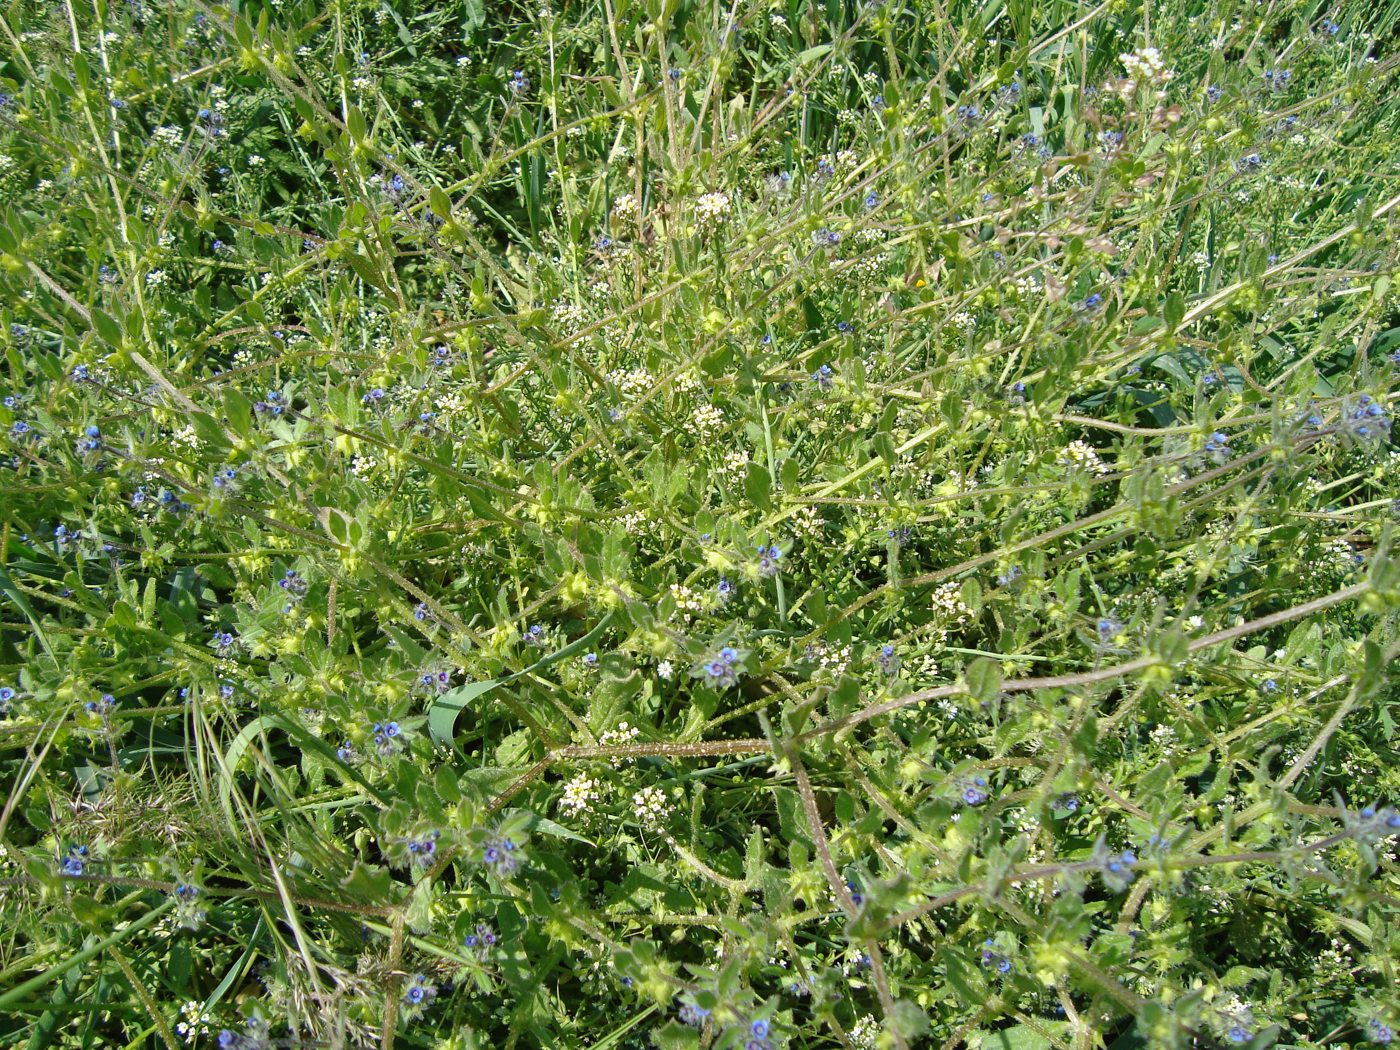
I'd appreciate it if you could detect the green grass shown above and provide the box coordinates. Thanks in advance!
[2,0,1400,1047]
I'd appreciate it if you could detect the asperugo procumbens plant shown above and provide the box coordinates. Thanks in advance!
[1,0,1399,1047]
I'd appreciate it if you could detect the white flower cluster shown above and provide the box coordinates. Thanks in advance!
[1058,439,1111,476]
[1149,722,1179,754]
[551,298,588,337]
[175,1001,212,1043]
[559,773,602,817]
[805,640,853,677]
[611,192,638,219]
[152,125,185,150]
[850,1014,880,1050]
[668,583,705,623]
[607,367,654,399]
[599,721,640,767]
[1119,46,1173,88]
[788,504,824,539]
[632,785,673,826]
[688,402,726,438]
[929,581,972,626]
[694,191,733,226]
[719,447,750,483]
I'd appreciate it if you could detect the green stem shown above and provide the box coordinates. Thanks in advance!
[0,898,176,1011]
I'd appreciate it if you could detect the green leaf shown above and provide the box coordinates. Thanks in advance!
[429,186,453,222]
[1165,291,1185,330]
[428,679,500,744]
[744,461,772,510]
[91,308,124,348]
[339,861,395,902]
[965,657,1002,703]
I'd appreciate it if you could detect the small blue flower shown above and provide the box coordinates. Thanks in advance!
[962,777,988,805]
[60,844,89,877]
[677,1000,711,1027]
[481,836,521,876]
[403,973,437,1009]
[811,364,833,390]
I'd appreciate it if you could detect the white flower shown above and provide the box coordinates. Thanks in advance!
[688,403,725,437]
[1119,46,1173,87]
[632,785,673,826]
[559,773,602,817]
[850,1015,880,1050]
[656,660,674,679]
[611,192,638,218]
[694,191,733,226]
[1058,439,1111,476]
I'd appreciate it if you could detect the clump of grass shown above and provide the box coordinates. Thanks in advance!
[2,0,1400,1047]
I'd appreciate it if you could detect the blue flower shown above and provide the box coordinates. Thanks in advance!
[60,844,89,878]
[481,836,521,876]
[406,831,439,866]
[756,544,782,577]
[403,973,437,1009]
[981,938,1013,974]
[677,1000,711,1027]
[811,364,833,390]
[1368,1019,1393,1044]
[962,777,988,805]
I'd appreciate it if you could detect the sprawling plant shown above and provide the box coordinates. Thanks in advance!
[1,0,1399,1046]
